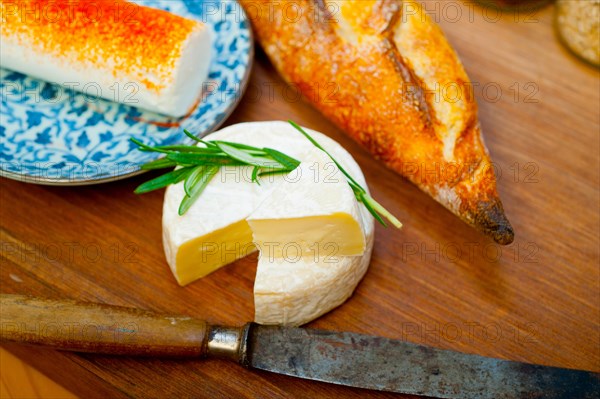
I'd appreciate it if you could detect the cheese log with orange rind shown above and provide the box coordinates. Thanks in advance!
[0,0,211,117]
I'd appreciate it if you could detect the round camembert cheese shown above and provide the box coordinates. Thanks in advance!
[163,121,375,326]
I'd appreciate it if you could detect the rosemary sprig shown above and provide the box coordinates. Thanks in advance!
[288,121,402,229]
[132,138,298,216]
[131,122,402,228]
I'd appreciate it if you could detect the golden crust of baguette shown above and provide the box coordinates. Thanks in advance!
[241,0,514,244]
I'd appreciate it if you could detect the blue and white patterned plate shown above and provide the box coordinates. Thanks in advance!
[0,0,253,185]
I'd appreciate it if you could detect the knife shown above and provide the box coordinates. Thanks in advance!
[1,294,597,398]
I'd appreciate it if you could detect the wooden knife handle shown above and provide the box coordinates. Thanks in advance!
[0,294,246,358]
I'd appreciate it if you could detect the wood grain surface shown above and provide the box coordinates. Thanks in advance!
[1,1,599,398]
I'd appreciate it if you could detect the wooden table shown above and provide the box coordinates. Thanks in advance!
[1,2,598,397]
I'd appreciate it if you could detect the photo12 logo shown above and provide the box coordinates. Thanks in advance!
[0,320,139,344]
[1,240,139,266]
[401,1,541,24]
[0,161,141,183]
[398,241,539,264]
[1,80,141,105]
[401,81,540,105]
[398,320,538,346]
[1,1,141,24]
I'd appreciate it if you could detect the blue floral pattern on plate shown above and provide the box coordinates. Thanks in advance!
[0,0,253,185]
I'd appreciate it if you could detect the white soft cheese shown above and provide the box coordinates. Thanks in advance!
[162,121,375,325]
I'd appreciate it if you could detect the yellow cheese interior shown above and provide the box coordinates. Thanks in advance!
[248,212,365,260]
[175,220,255,285]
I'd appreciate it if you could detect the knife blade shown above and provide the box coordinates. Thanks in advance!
[248,325,598,398]
[1,294,598,398]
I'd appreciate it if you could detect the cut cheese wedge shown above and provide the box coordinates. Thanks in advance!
[162,121,375,325]
[163,165,274,286]
[248,147,365,259]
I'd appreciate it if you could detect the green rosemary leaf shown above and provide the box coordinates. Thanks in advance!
[215,142,282,168]
[212,140,266,152]
[357,191,387,227]
[363,195,403,228]
[178,165,219,215]
[134,166,194,194]
[139,157,178,170]
[183,129,203,143]
[348,168,402,228]
[153,145,222,154]
[199,139,218,148]
[130,138,173,154]
[251,165,261,185]
[166,152,243,166]
[262,148,301,170]
[288,121,365,193]
[206,140,269,156]
[184,165,207,197]
[257,168,295,177]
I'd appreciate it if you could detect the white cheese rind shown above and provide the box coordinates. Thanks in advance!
[163,121,375,325]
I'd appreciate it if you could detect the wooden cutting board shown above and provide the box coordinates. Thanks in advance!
[1,2,598,397]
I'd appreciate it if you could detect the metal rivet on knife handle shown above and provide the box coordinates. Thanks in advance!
[206,324,253,366]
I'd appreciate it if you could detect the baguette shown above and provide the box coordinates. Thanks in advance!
[240,0,514,244]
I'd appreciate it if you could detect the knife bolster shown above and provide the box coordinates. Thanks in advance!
[206,323,253,365]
